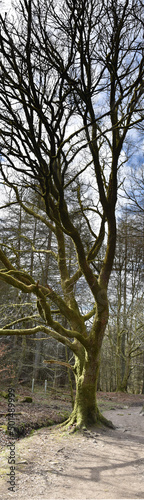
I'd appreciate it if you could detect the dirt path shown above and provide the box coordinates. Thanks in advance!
[0,405,144,500]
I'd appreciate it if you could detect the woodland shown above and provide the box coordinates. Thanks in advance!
[0,0,144,431]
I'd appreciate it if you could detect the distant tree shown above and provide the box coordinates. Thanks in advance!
[0,0,143,429]
[108,215,144,392]
[125,167,144,215]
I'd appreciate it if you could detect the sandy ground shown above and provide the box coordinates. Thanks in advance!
[0,405,144,500]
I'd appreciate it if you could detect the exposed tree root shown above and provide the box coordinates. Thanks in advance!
[58,407,115,433]
[98,411,115,429]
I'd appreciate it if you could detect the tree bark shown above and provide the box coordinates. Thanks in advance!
[66,356,114,429]
[63,325,114,430]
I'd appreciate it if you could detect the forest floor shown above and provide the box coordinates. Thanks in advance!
[0,385,144,499]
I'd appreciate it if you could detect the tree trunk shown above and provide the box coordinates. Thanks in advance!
[14,335,27,383]
[64,346,113,430]
[120,345,131,392]
[73,353,99,427]
[33,332,42,381]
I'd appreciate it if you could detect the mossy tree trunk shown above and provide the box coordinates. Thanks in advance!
[65,341,114,430]
[62,301,113,430]
[72,351,101,428]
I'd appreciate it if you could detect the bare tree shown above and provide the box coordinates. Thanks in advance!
[0,0,143,429]
[107,215,144,392]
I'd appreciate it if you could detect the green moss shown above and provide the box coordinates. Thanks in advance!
[58,411,70,419]
[0,391,9,399]
[29,429,35,436]
[22,396,32,403]
[0,424,7,432]
[0,390,18,400]
[47,419,54,426]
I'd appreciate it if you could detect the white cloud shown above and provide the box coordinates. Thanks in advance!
[1,0,12,14]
